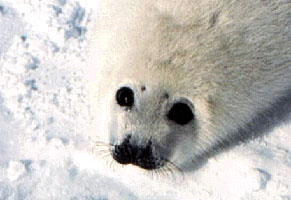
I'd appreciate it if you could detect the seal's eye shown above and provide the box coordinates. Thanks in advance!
[167,103,194,125]
[116,87,134,107]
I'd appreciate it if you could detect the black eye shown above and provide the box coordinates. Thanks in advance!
[167,102,194,125]
[116,87,134,107]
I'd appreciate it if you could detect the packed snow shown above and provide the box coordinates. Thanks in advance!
[0,0,290,199]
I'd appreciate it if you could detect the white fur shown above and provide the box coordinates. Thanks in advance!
[88,0,291,170]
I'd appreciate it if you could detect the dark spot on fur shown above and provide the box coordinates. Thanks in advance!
[141,85,146,91]
[163,93,169,99]
[21,35,27,42]
[209,11,220,29]
[208,96,216,107]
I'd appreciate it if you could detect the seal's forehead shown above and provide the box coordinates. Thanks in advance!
[115,68,193,100]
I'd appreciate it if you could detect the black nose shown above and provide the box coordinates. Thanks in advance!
[112,136,161,170]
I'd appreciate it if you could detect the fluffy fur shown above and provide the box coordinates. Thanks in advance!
[88,0,291,171]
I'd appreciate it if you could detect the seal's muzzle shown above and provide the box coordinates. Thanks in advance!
[112,135,164,170]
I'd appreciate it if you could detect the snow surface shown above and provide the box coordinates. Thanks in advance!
[0,0,290,199]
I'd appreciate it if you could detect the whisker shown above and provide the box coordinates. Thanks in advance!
[109,158,116,172]
[95,144,113,148]
[160,168,165,180]
[142,168,148,178]
[162,159,184,181]
[100,152,112,160]
[91,142,121,173]
[163,165,173,180]
[95,141,114,146]
[167,160,183,175]
[93,141,114,156]
[160,167,168,179]
[166,165,175,179]
[148,168,156,180]
[153,168,159,180]
[161,169,167,180]
[93,146,111,154]
[94,149,111,154]
[150,170,157,179]
[150,168,155,180]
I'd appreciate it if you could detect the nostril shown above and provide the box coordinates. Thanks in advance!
[123,134,132,143]
[113,144,131,164]
[112,135,134,164]
[137,142,152,159]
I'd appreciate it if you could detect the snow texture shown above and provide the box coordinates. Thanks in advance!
[0,0,290,199]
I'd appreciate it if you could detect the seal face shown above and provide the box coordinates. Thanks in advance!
[90,0,291,171]
[111,85,196,170]
[106,81,198,170]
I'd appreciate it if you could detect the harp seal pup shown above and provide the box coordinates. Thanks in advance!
[88,0,291,171]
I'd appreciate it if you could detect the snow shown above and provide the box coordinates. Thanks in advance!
[0,0,290,199]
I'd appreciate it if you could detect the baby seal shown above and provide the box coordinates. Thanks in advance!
[89,0,291,171]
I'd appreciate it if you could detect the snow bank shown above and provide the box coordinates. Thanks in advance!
[0,0,290,199]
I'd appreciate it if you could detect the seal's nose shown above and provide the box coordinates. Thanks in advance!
[112,135,159,169]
